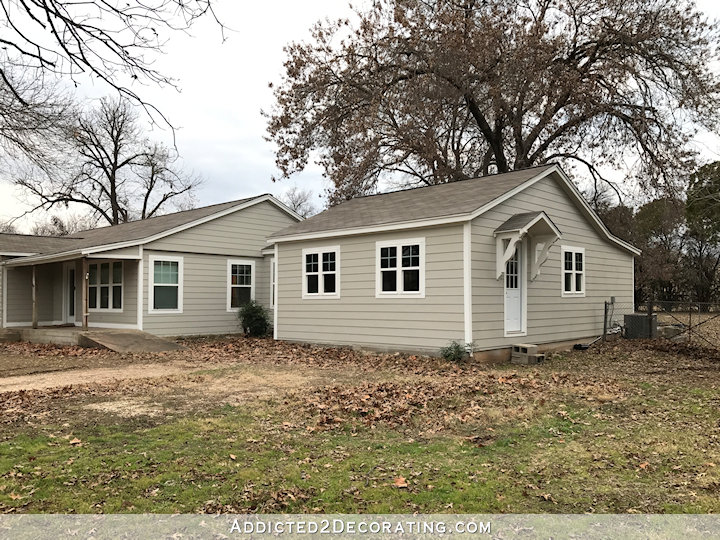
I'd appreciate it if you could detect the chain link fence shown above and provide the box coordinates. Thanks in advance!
[602,299,720,349]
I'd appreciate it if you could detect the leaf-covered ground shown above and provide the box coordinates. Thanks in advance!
[0,337,719,513]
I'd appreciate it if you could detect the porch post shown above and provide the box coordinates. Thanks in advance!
[31,265,38,329]
[81,257,89,330]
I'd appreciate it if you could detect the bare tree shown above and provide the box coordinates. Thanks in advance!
[0,1,222,121]
[266,0,720,203]
[30,213,98,236]
[16,97,201,225]
[280,185,318,217]
[0,220,17,233]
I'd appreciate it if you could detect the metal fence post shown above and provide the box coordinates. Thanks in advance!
[603,301,609,342]
[647,300,654,339]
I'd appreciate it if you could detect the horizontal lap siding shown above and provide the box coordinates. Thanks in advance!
[146,201,298,256]
[142,251,261,336]
[140,201,297,336]
[81,260,138,326]
[6,264,63,323]
[277,225,465,352]
[471,174,634,349]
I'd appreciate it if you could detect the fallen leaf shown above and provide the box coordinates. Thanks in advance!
[229,454,236,461]
[69,438,82,446]
[639,461,650,470]
[393,477,408,488]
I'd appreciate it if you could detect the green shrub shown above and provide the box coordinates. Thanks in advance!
[440,341,471,362]
[238,300,271,337]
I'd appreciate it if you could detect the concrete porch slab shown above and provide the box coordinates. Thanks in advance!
[78,330,183,353]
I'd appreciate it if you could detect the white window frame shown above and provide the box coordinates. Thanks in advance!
[301,246,341,299]
[375,238,426,298]
[561,246,586,297]
[148,255,184,314]
[88,260,123,313]
[226,259,256,312]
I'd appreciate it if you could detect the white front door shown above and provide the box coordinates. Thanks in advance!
[64,263,76,324]
[504,246,522,333]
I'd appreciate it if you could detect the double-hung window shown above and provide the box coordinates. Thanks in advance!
[376,238,425,297]
[227,259,255,310]
[302,247,340,298]
[88,261,122,311]
[149,256,183,312]
[561,246,585,297]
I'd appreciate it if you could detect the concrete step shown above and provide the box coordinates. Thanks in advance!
[0,330,21,343]
[78,330,183,353]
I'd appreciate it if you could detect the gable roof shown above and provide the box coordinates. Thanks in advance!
[271,165,555,239]
[2,195,302,265]
[270,164,639,255]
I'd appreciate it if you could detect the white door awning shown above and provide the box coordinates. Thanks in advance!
[494,211,562,281]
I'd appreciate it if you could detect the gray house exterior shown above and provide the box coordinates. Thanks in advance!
[269,164,639,355]
[0,196,301,336]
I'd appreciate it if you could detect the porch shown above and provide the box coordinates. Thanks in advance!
[2,256,140,331]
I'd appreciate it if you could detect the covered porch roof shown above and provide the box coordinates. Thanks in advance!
[494,211,562,281]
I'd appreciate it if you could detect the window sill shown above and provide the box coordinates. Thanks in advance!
[561,292,586,298]
[89,308,123,313]
[148,309,183,314]
[302,294,340,300]
[375,292,425,299]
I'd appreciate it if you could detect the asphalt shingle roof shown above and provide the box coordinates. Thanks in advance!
[0,196,262,257]
[271,165,556,239]
[494,211,544,233]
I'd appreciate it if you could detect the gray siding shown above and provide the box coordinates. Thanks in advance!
[79,259,139,327]
[6,263,64,324]
[276,226,465,352]
[146,201,298,256]
[141,250,266,336]
[471,173,634,349]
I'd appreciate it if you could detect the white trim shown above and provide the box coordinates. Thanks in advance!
[73,321,139,330]
[62,262,76,324]
[226,259,256,312]
[0,252,36,257]
[269,256,276,309]
[2,264,6,329]
[375,238,426,298]
[5,195,303,267]
[148,255,184,314]
[86,253,141,260]
[87,260,124,313]
[137,246,144,331]
[6,320,65,327]
[270,165,640,256]
[463,223,473,347]
[561,245,586,297]
[503,239,528,338]
[631,254,635,313]
[273,244,279,340]
[301,246,341,299]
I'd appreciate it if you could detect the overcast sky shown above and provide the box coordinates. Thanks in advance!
[2,0,719,231]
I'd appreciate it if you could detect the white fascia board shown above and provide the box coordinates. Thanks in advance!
[0,252,37,257]
[271,213,470,243]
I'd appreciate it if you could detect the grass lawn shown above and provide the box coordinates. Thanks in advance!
[1,337,720,513]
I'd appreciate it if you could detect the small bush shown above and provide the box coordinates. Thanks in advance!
[238,300,271,337]
[440,341,471,362]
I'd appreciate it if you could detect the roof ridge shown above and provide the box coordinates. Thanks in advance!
[341,164,557,203]
[0,232,80,240]
[69,195,265,235]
